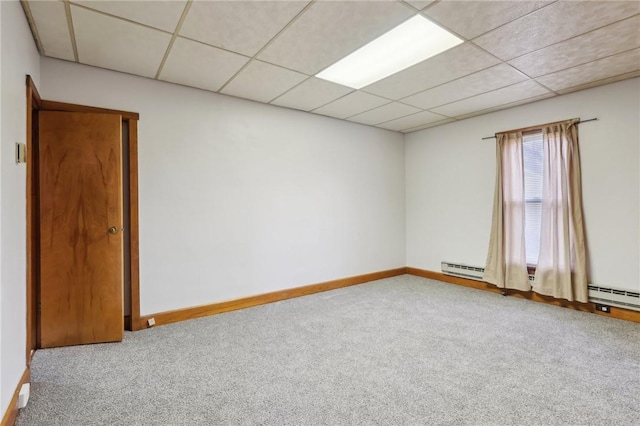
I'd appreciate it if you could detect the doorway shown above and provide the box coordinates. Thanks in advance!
[26,76,141,356]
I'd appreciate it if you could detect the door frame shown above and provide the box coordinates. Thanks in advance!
[26,75,142,363]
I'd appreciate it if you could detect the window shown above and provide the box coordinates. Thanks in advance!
[522,131,543,266]
[484,119,588,301]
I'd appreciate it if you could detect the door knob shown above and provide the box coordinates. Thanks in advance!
[108,226,118,234]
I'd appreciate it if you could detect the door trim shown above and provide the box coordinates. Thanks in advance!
[26,76,41,364]
[26,76,142,359]
[39,99,139,121]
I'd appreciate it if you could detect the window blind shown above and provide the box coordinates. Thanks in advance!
[522,132,543,265]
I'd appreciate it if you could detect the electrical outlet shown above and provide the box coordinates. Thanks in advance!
[147,317,156,327]
[595,304,611,313]
[18,383,30,409]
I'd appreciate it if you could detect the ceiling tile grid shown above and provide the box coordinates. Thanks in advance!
[220,60,308,104]
[404,1,437,11]
[473,0,640,61]
[508,15,640,78]
[159,37,250,93]
[401,63,529,110]
[376,111,451,132]
[424,0,553,40]
[452,92,556,121]
[430,80,551,118]
[535,48,640,92]
[313,91,391,120]
[70,4,172,78]
[257,0,415,75]
[73,0,186,33]
[26,0,75,61]
[270,77,354,112]
[554,70,640,96]
[22,0,640,133]
[401,117,457,133]
[347,102,421,126]
[179,1,310,57]
[361,43,502,100]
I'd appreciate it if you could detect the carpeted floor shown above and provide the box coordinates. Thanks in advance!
[16,275,640,425]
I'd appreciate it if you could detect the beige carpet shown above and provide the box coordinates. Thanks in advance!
[16,275,640,425]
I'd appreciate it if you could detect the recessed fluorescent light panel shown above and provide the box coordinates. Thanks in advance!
[317,15,463,89]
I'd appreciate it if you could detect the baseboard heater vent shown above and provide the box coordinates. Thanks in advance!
[441,261,536,284]
[588,286,640,312]
[442,261,640,312]
[441,262,485,281]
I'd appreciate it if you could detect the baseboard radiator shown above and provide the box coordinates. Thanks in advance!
[588,286,640,311]
[441,261,486,281]
[441,261,640,311]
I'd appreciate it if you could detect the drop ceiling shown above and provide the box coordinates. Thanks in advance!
[21,0,640,133]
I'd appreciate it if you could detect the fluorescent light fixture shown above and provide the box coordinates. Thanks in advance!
[316,15,463,89]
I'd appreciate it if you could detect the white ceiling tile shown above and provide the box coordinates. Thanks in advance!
[347,102,421,126]
[425,0,551,40]
[509,15,640,78]
[556,70,640,95]
[71,5,171,78]
[73,0,186,33]
[312,91,390,119]
[28,1,75,61]
[430,80,551,117]
[402,64,528,110]
[405,1,436,10]
[221,60,308,103]
[535,49,640,92]
[258,1,414,75]
[180,1,309,57]
[159,37,249,92]
[453,92,556,121]
[363,43,500,100]
[474,1,640,61]
[403,118,457,133]
[271,78,353,112]
[376,111,450,132]
[22,0,639,125]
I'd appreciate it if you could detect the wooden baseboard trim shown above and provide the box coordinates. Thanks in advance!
[407,267,640,323]
[139,267,408,328]
[407,267,503,294]
[1,369,30,426]
[27,350,35,368]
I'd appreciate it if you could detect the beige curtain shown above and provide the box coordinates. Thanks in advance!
[533,120,588,302]
[483,132,531,291]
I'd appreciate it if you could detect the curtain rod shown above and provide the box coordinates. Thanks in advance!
[481,118,598,140]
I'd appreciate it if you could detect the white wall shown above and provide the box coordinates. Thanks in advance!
[406,78,640,292]
[0,0,3,410]
[40,58,406,315]
[0,0,40,415]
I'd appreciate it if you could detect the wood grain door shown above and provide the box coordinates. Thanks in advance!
[39,111,124,348]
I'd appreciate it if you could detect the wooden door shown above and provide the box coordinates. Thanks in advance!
[39,111,124,348]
